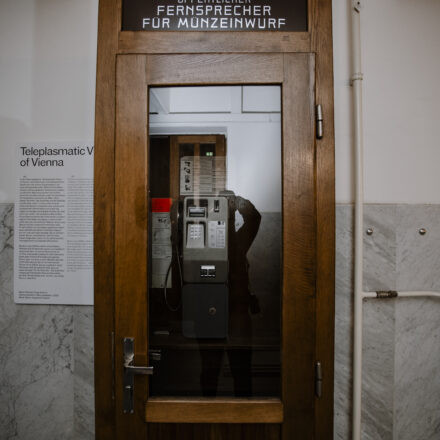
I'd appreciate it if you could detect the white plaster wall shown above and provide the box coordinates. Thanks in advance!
[333,0,440,203]
[1,0,440,204]
[0,0,98,203]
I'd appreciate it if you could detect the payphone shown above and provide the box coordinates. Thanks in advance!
[181,196,229,339]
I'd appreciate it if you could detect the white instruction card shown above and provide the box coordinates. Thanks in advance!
[180,156,226,196]
[208,221,226,249]
[14,142,94,305]
[151,210,172,288]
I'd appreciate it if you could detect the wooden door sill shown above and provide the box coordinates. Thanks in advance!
[145,397,284,424]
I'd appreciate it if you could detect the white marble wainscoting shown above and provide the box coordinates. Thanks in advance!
[394,206,440,440]
[335,204,440,440]
[1,202,440,439]
[0,204,94,440]
[335,204,396,440]
[73,306,94,440]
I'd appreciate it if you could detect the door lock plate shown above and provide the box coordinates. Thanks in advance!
[123,337,154,414]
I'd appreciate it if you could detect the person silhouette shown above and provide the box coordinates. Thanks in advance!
[199,191,261,397]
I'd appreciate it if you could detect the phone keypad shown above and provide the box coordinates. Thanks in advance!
[187,224,205,248]
[189,224,203,239]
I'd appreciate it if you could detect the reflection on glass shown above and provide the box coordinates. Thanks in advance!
[148,86,281,398]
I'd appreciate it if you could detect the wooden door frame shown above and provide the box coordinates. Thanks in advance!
[114,52,314,438]
[94,1,335,439]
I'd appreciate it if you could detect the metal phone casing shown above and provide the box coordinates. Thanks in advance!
[182,284,228,339]
[183,196,228,283]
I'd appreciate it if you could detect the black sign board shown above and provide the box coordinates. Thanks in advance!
[122,0,308,32]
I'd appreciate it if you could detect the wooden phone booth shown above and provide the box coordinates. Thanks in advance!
[94,1,335,438]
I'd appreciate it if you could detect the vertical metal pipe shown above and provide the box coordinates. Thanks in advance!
[351,2,364,439]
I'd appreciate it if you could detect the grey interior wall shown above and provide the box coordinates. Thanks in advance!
[247,212,281,337]
[1,203,439,439]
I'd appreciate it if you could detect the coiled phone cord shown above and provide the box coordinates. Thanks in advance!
[163,244,183,312]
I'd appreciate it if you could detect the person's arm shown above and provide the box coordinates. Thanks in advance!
[234,196,261,254]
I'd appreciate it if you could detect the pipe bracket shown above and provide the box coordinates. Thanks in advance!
[350,73,364,86]
[353,0,363,12]
[376,290,398,299]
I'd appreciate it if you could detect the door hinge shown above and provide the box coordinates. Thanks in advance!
[315,361,323,398]
[316,105,324,140]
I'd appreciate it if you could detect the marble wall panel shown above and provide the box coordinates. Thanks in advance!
[73,306,95,440]
[396,205,440,292]
[0,204,75,440]
[394,205,440,440]
[362,205,396,440]
[363,205,397,292]
[394,298,440,440]
[334,205,354,440]
[2,202,440,439]
[362,298,394,440]
[0,204,95,439]
[334,205,396,440]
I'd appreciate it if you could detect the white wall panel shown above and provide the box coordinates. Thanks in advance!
[0,0,98,203]
[242,86,281,113]
[332,0,440,203]
[1,0,440,203]
[169,86,235,113]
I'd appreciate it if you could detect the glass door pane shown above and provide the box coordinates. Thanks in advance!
[148,86,282,398]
